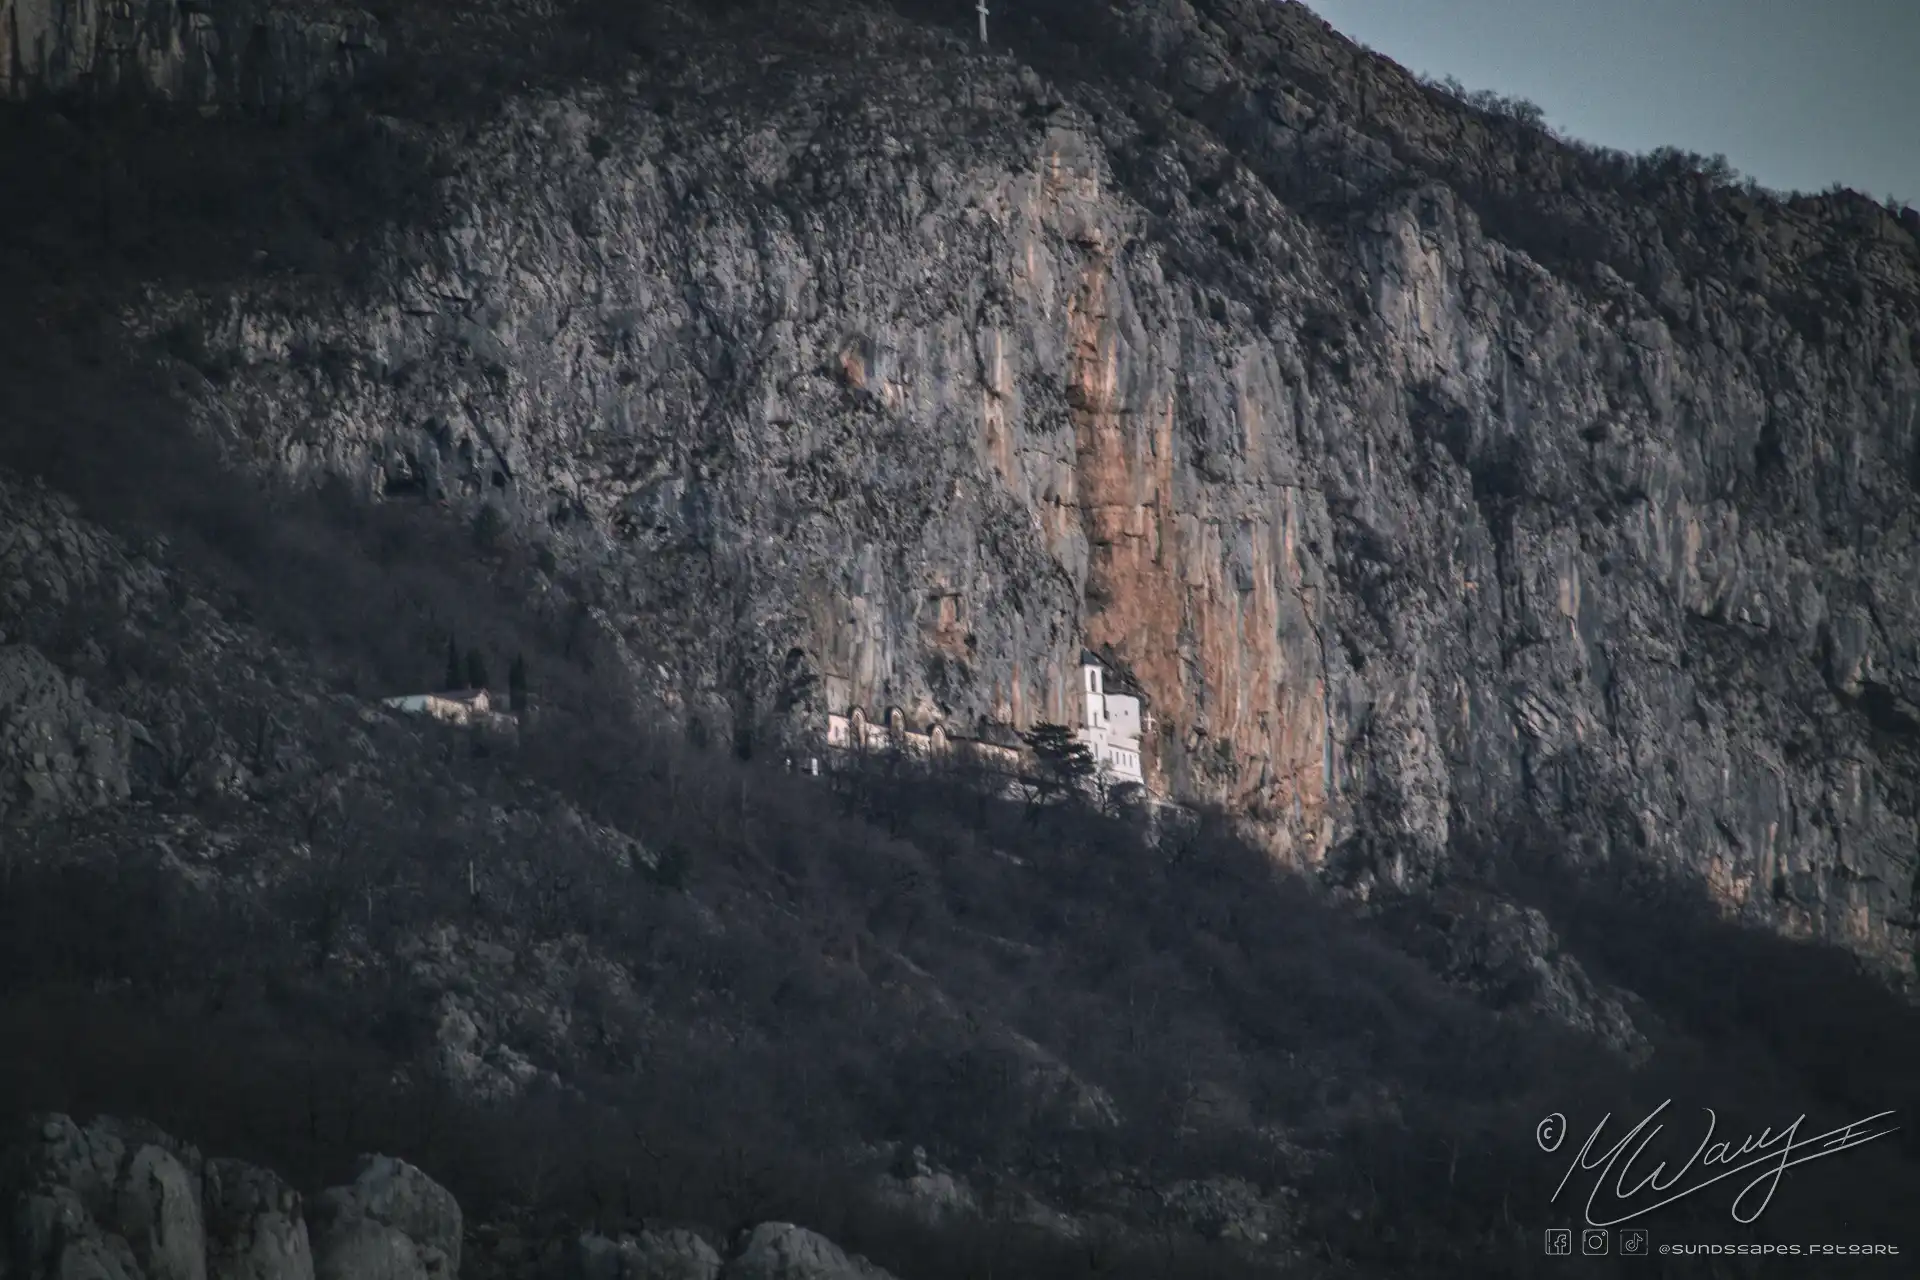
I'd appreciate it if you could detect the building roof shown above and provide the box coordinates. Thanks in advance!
[1083,648,1146,701]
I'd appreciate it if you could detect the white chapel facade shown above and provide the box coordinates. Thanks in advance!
[1074,655,1144,785]
[822,653,1148,789]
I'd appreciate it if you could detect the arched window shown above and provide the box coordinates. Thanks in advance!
[849,707,867,748]
[930,724,950,754]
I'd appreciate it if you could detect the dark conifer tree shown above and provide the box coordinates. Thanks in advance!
[1022,722,1095,795]
[508,653,527,712]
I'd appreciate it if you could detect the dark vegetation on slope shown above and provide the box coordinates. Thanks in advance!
[0,320,1915,1278]
[0,104,443,302]
[6,776,1919,1276]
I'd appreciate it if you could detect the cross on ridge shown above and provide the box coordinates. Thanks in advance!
[977,0,990,43]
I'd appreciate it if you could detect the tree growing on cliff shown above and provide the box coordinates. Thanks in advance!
[472,502,507,551]
[1022,722,1094,808]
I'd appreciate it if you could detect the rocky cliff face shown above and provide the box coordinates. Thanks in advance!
[0,1113,455,1280]
[0,0,382,108]
[7,0,1918,967]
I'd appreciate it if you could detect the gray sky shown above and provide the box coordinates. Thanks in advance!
[1302,0,1917,205]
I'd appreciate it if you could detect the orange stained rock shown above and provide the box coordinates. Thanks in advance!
[1065,250,1329,847]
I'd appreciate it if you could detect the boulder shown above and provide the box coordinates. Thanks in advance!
[0,1115,203,1280]
[202,1158,315,1280]
[1,1115,459,1280]
[112,1144,206,1280]
[310,1156,460,1280]
[309,1216,435,1280]
[721,1224,895,1280]
[570,1229,721,1280]
[7,1185,130,1280]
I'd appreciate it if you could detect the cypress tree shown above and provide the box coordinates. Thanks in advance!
[444,636,463,691]
[466,648,489,692]
[508,653,528,712]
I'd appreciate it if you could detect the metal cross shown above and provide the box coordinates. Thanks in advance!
[1142,710,1156,735]
[977,0,989,43]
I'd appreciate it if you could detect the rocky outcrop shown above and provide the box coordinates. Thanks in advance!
[1377,888,1651,1057]
[0,0,383,109]
[720,1223,894,1280]
[11,1116,207,1280]
[562,1223,901,1280]
[567,1229,721,1280]
[200,1160,314,1280]
[1155,1176,1291,1248]
[2,1115,222,1280]
[866,1147,977,1229]
[0,470,331,818]
[309,1155,462,1280]
[0,643,136,820]
[0,1115,456,1280]
[0,1116,921,1280]
[403,927,591,1104]
[8,0,1918,969]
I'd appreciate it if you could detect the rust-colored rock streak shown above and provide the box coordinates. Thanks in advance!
[1065,250,1328,858]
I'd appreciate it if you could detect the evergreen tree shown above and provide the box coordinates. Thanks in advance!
[1022,722,1095,798]
[472,502,506,551]
[508,653,527,712]
[444,636,463,691]
[466,648,489,692]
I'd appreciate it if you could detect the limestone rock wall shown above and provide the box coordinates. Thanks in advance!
[10,0,1918,965]
[0,641,136,820]
[0,478,150,819]
[0,0,382,108]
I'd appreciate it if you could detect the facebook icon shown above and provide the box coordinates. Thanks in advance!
[1544,1228,1573,1256]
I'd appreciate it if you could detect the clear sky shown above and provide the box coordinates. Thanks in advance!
[1301,0,1917,205]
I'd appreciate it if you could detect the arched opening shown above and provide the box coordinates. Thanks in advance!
[849,708,868,750]
[930,724,949,755]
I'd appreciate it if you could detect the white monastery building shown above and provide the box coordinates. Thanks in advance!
[825,656,1146,788]
[1074,656,1144,785]
[381,688,516,731]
